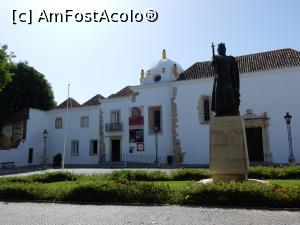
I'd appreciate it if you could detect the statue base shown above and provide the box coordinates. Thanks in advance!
[210,115,249,182]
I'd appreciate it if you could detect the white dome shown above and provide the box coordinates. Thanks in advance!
[140,50,184,85]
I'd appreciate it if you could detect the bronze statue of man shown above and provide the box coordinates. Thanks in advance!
[211,43,240,116]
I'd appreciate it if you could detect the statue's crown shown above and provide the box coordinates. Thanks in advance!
[218,42,226,48]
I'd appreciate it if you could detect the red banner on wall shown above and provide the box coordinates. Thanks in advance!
[129,116,144,126]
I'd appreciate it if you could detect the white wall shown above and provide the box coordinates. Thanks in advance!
[0,109,47,167]
[2,67,299,167]
[174,79,211,164]
[174,67,300,164]
[101,97,131,162]
[47,106,100,165]
[240,68,300,163]
[102,84,173,164]
[133,84,173,163]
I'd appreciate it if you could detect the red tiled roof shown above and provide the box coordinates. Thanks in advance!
[56,98,81,109]
[178,48,300,80]
[82,94,105,106]
[107,86,133,99]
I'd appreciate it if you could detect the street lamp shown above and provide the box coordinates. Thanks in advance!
[284,112,296,164]
[154,126,159,167]
[43,129,48,169]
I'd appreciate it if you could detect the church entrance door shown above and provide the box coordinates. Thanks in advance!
[246,127,264,161]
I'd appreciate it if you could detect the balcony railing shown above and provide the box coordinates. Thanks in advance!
[105,123,123,132]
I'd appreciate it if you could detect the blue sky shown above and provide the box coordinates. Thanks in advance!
[1,0,299,104]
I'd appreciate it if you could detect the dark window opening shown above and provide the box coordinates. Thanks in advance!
[90,140,98,155]
[204,98,210,121]
[28,148,33,163]
[154,75,161,82]
[148,106,162,134]
[154,110,161,131]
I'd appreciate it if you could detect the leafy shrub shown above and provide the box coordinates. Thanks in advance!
[130,182,171,203]
[179,182,300,208]
[29,172,78,183]
[0,183,36,200]
[97,167,300,182]
[0,182,64,201]
[64,182,129,203]
[249,166,300,179]
[64,181,170,204]
[111,170,169,182]
[1,172,300,207]
[2,172,78,184]
[53,153,62,168]
[170,169,211,181]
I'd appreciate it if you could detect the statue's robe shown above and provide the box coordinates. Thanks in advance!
[211,55,240,116]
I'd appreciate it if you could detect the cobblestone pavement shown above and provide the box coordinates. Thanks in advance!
[0,202,299,225]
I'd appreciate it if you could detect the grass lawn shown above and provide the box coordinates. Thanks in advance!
[153,180,300,190]
[28,179,196,193]
[269,179,300,186]
[151,181,195,190]
[30,180,300,191]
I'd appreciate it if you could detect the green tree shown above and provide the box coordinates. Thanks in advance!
[0,62,56,114]
[0,44,14,91]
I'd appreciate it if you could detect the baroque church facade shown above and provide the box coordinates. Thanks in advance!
[1,48,300,167]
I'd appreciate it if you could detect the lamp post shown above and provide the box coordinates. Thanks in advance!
[284,112,296,164]
[43,129,48,169]
[154,126,159,167]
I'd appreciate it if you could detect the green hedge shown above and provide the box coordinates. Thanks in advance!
[65,181,170,204]
[110,166,300,181]
[170,169,210,181]
[0,180,170,204]
[1,180,299,207]
[248,166,300,179]
[179,182,300,208]
[1,171,300,207]
[0,182,63,201]
[0,172,78,184]
[111,169,210,181]
[111,170,170,181]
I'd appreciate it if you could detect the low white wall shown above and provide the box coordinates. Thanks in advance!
[0,108,47,167]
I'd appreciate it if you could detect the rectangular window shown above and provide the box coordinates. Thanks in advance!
[71,140,79,156]
[203,98,210,122]
[55,117,63,129]
[154,110,161,131]
[90,140,98,155]
[111,110,121,123]
[198,95,211,124]
[148,106,162,134]
[81,116,89,128]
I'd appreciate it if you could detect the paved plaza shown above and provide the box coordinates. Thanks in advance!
[0,202,299,225]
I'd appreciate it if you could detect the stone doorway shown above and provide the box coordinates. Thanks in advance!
[246,127,264,161]
[243,109,272,162]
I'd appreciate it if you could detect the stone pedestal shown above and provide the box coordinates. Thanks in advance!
[210,116,249,182]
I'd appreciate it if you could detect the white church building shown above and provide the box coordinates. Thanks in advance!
[1,48,300,167]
